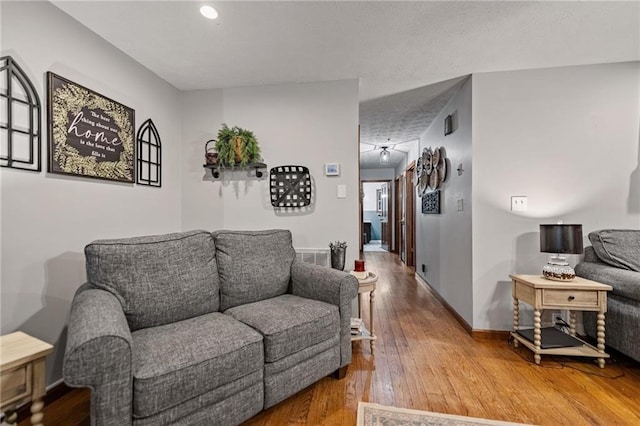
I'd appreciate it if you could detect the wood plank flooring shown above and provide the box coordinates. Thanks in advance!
[20,252,640,425]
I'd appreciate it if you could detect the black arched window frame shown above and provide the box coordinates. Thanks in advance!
[136,118,161,187]
[0,56,41,171]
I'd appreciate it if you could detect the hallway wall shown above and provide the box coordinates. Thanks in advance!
[415,77,473,326]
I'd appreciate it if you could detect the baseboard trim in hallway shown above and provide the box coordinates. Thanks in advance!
[413,273,519,341]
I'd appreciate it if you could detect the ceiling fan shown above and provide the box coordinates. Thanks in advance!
[360,139,416,165]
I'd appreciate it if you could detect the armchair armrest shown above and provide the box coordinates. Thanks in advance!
[290,261,358,367]
[64,284,133,425]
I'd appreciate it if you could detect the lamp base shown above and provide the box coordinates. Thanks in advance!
[542,255,576,281]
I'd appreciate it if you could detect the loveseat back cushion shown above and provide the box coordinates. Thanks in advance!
[85,230,220,331]
[214,229,296,310]
[589,229,640,272]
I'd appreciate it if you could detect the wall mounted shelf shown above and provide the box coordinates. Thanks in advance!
[203,162,267,179]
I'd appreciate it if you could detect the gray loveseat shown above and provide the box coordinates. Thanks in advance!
[575,229,640,363]
[63,229,358,425]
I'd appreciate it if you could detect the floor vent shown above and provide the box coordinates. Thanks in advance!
[295,248,330,267]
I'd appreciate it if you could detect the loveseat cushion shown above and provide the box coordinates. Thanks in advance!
[85,230,220,331]
[589,229,640,272]
[214,230,296,310]
[131,312,263,418]
[225,294,339,363]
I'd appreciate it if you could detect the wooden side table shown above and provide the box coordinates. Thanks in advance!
[1,332,53,426]
[510,274,612,368]
[351,272,377,354]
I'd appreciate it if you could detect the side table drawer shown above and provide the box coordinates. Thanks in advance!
[542,289,598,308]
[0,364,32,407]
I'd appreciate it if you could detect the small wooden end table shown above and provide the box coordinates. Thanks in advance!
[351,272,378,354]
[510,274,612,368]
[1,332,53,426]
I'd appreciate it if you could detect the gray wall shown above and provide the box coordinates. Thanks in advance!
[414,63,640,332]
[0,1,183,385]
[471,62,640,330]
[415,77,473,326]
[181,80,360,261]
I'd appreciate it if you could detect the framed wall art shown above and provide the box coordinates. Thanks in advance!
[47,72,135,182]
[444,114,453,136]
[422,190,440,214]
[269,165,312,207]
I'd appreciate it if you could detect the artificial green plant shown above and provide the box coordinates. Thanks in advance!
[215,123,261,167]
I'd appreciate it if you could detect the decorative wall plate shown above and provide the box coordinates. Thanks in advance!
[424,148,433,175]
[432,148,441,169]
[418,173,428,194]
[429,169,440,190]
[269,165,312,207]
[437,155,447,182]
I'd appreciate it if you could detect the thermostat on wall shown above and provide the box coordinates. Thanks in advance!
[325,163,340,176]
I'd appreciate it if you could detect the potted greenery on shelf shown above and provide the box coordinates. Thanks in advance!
[215,123,261,167]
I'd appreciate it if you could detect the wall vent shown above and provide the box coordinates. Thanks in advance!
[295,248,330,267]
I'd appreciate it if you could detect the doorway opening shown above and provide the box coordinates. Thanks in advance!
[361,180,391,252]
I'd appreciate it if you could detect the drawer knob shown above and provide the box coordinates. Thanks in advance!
[568,295,575,301]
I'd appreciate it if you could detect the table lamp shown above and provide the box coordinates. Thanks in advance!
[539,223,583,281]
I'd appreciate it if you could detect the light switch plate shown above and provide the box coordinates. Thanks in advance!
[511,196,527,212]
[337,184,347,199]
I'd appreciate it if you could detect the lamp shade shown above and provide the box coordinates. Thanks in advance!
[539,224,583,254]
[380,148,390,165]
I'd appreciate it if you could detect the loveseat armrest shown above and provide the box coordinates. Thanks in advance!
[575,261,640,303]
[290,261,358,367]
[64,284,133,426]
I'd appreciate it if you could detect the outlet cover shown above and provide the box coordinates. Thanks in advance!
[511,196,527,212]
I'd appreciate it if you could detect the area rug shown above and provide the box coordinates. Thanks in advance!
[357,402,533,426]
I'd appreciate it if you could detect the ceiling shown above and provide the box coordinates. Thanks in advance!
[51,1,640,169]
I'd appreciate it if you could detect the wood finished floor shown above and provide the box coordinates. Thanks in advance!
[21,251,640,425]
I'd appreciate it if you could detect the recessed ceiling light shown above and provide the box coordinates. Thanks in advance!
[200,5,218,20]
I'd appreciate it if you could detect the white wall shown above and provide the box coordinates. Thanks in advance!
[181,80,360,262]
[393,139,420,177]
[360,168,396,181]
[181,89,225,231]
[472,62,640,330]
[363,182,381,211]
[415,77,473,326]
[0,1,183,385]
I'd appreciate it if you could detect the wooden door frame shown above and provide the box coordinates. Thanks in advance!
[405,161,416,268]
[393,176,401,254]
[361,179,392,252]
[380,181,390,251]
[358,126,363,255]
